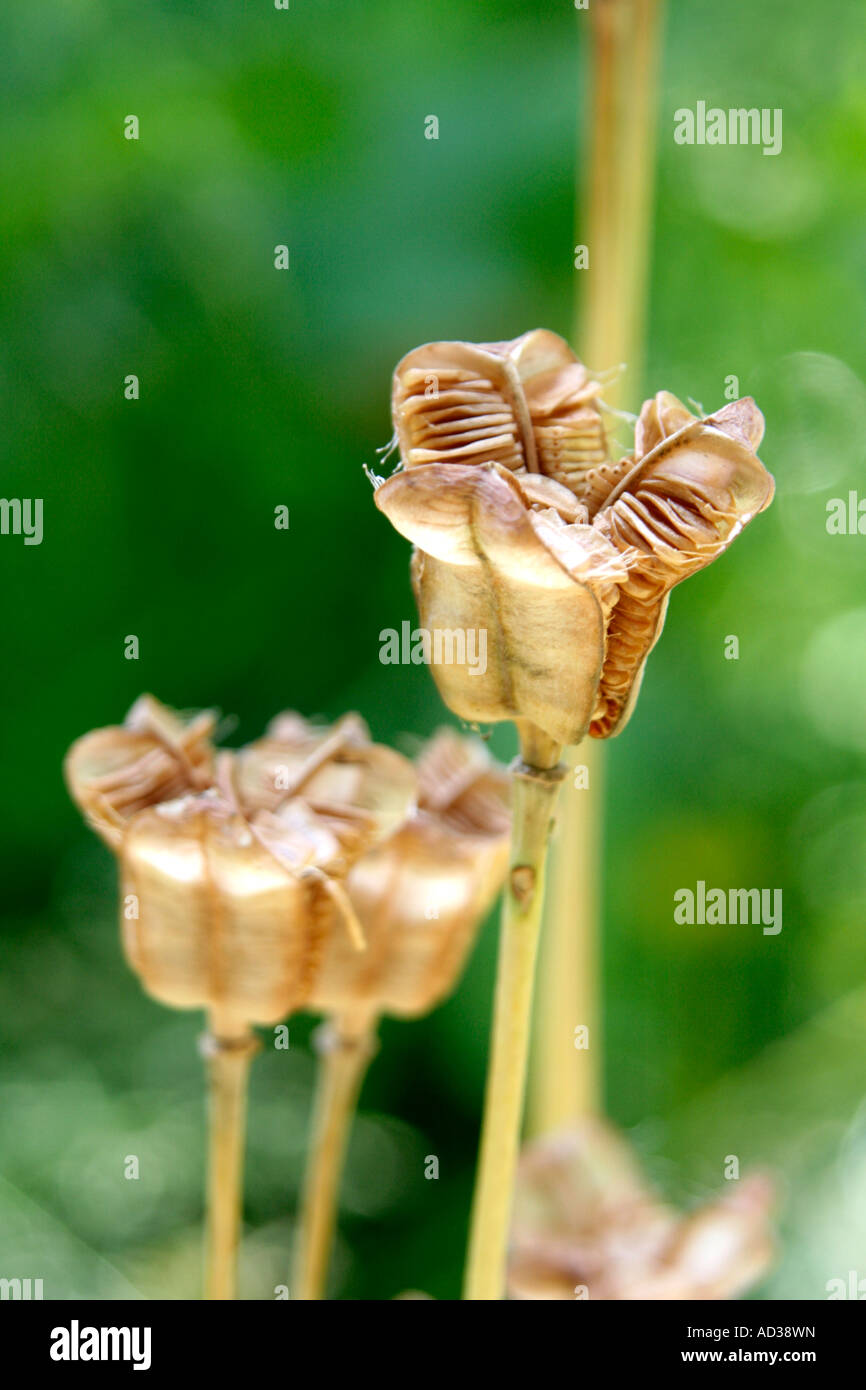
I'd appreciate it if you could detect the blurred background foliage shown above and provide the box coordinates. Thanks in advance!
[1,0,865,1299]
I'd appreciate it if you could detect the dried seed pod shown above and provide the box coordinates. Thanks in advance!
[508,1120,775,1301]
[377,333,775,747]
[307,729,511,1018]
[65,698,417,1031]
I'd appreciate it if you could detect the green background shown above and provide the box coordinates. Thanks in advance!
[1,0,865,1299]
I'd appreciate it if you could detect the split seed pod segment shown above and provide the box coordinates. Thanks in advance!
[293,728,511,1299]
[64,695,417,1299]
[310,727,511,1024]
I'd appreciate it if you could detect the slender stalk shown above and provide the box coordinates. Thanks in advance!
[529,0,664,1136]
[202,1014,259,1301]
[464,725,565,1300]
[529,739,604,1131]
[579,0,664,406]
[293,1007,378,1300]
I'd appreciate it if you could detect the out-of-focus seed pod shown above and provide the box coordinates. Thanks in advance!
[508,1119,775,1300]
[65,699,418,1033]
[308,728,511,1019]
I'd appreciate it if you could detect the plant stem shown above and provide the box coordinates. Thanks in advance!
[529,738,604,1132]
[579,0,664,408]
[293,1007,378,1301]
[202,1014,259,1301]
[529,0,664,1137]
[463,725,565,1300]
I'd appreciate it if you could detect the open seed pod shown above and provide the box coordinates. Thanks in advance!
[307,728,511,1019]
[376,331,774,747]
[65,698,417,1032]
[508,1120,775,1300]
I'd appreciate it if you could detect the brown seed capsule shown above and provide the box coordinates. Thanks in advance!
[376,332,775,747]
[308,728,511,1019]
[508,1120,775,1300]
[65,698,417,1032]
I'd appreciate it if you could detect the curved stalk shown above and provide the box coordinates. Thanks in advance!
[464,726,566,1300]
[202,1017,259,1300]
[293,1008,378,1300]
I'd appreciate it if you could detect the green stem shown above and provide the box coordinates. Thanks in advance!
[529,738,604,1131]
[293,1009,377,1300]
[202,1018,259,1301]
[463,726,565,1300]
[528,0,665,1137]
[580,0,665,406]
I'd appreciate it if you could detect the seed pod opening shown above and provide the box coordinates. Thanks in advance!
[392,329,608,491]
